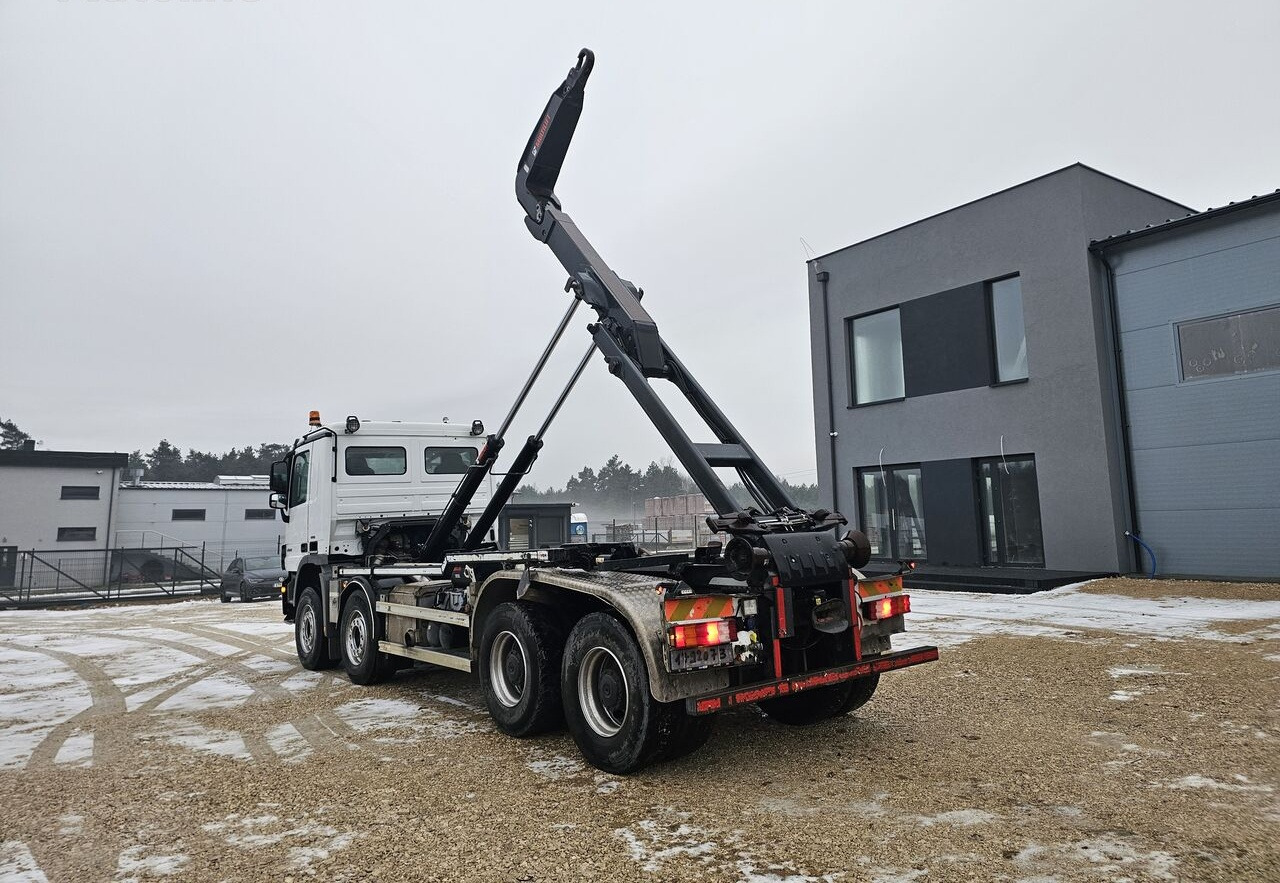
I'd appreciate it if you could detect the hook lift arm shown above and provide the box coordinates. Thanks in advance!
[515,50,865,565]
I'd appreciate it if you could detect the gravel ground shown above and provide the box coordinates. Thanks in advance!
[0,579,1277,883]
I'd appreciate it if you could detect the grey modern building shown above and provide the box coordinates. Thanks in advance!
[807,164,1279,581]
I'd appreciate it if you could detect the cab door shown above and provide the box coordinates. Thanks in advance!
[284,445,315,570]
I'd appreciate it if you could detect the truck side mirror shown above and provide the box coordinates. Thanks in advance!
[269,492,286,510]
[269,460,289,494]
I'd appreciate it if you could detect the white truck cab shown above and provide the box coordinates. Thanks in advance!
[270,414,494,572]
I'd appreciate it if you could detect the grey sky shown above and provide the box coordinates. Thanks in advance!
[2,0,1277,488]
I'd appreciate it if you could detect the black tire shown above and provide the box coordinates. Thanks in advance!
[758,673,879,726]
[835,672,879,715]
[561,612,708,774]
[339,591,393,685]
[295,588,334,670]
[653,707,716,764]
[478,601,567,737]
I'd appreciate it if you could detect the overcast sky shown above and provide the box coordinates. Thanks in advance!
[2,0,1278,487]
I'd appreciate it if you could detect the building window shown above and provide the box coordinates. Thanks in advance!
[244,509,276,520]
[57,527,97,542]
[345,446,407,476]
[60,485,101,500]
[989,276,1028,382]
[848,308,904,404]
[855,465,926,560]
[172,509,206,521]
[424,446,479,475]
[976,456,1044,566]
[1177,304,1280,381]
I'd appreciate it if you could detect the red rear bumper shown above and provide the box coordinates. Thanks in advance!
[685,645,940,716]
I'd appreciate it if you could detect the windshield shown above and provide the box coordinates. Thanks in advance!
[242,555,280,570]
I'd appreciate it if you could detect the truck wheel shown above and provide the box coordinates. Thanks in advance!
[758,674,879,726]
[340,591,393,685]
[562,612,699,774]
[479,601,566,737]
[653,708,715,764]
[295,588,334,670]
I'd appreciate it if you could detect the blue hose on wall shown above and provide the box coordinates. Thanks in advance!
[1124,530,1158,578]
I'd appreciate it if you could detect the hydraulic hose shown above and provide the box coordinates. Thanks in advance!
[1123,530,1157,579]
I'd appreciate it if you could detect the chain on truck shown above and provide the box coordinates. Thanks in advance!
[270,49,938,774]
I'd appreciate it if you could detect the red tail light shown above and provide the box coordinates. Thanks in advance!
[863,594,911,621]
[669,619,738,649]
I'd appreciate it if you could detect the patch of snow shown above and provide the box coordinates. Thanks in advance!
[1107,665,1167,678]
[264,723,311,764]
[155,672,254,712]
[0,646,91,770]
[615,819,718,872]
[57,815,85,836]
[1167,775,1274,793]
[334,698,422,731]
[1013,835,1176,881]
[334,697,480,740]
[528,753,585,780]
[162,722,251,760]
[279,670,325,692]
[427,694,485,714]
[115,845,189,880]
[868,870,926,883]
[913,808,997,826]
[593,773,620,795]
[53,730,93,767]
[0,841,49,883]
[202,812,359,869]
[1109,689,1144,702]
[895,582,1280,649]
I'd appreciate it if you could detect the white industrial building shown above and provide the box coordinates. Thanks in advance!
[0,444,281,586]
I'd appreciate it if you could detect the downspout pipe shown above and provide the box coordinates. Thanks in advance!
[1092,245,1147,577]
[815,267,840,513]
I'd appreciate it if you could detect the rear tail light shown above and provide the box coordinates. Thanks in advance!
[863,594,911,621]
[669,619,738,649]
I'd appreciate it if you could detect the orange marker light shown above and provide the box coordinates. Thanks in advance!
[308,410,322,427]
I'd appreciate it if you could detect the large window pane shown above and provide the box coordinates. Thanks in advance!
[991,276,1028,382]
[1178,304,1280,381]
[977,456,1044,566]
[851,309,904,404]
[858,470,889,558]
[857,465,925,560]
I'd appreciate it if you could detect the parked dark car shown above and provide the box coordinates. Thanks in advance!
[220,555,285,603]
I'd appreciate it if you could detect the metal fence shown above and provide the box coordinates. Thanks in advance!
[589,516,725,550]
[0,541,277,608]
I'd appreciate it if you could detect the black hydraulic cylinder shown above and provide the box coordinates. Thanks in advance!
[462,436,543,550]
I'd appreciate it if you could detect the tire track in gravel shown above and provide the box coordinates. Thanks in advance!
[0,639,127,769]
[118,624,363,756]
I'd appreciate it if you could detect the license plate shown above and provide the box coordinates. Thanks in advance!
[669,644,734,672]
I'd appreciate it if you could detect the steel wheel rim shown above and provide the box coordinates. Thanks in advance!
[489,631,528,708]
[578,646,628,738]
[299,604,317,653]
[345,608,367,665]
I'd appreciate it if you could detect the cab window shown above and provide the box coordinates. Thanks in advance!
[288,450,310,507]
[345,446,407,476]
[424,446,478,475]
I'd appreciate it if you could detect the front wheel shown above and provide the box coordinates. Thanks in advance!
[295,588,334,670]
[340,591,393,685]
[561,612,710,774]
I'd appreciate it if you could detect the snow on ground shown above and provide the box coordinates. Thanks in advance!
[896,580,1280,649]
